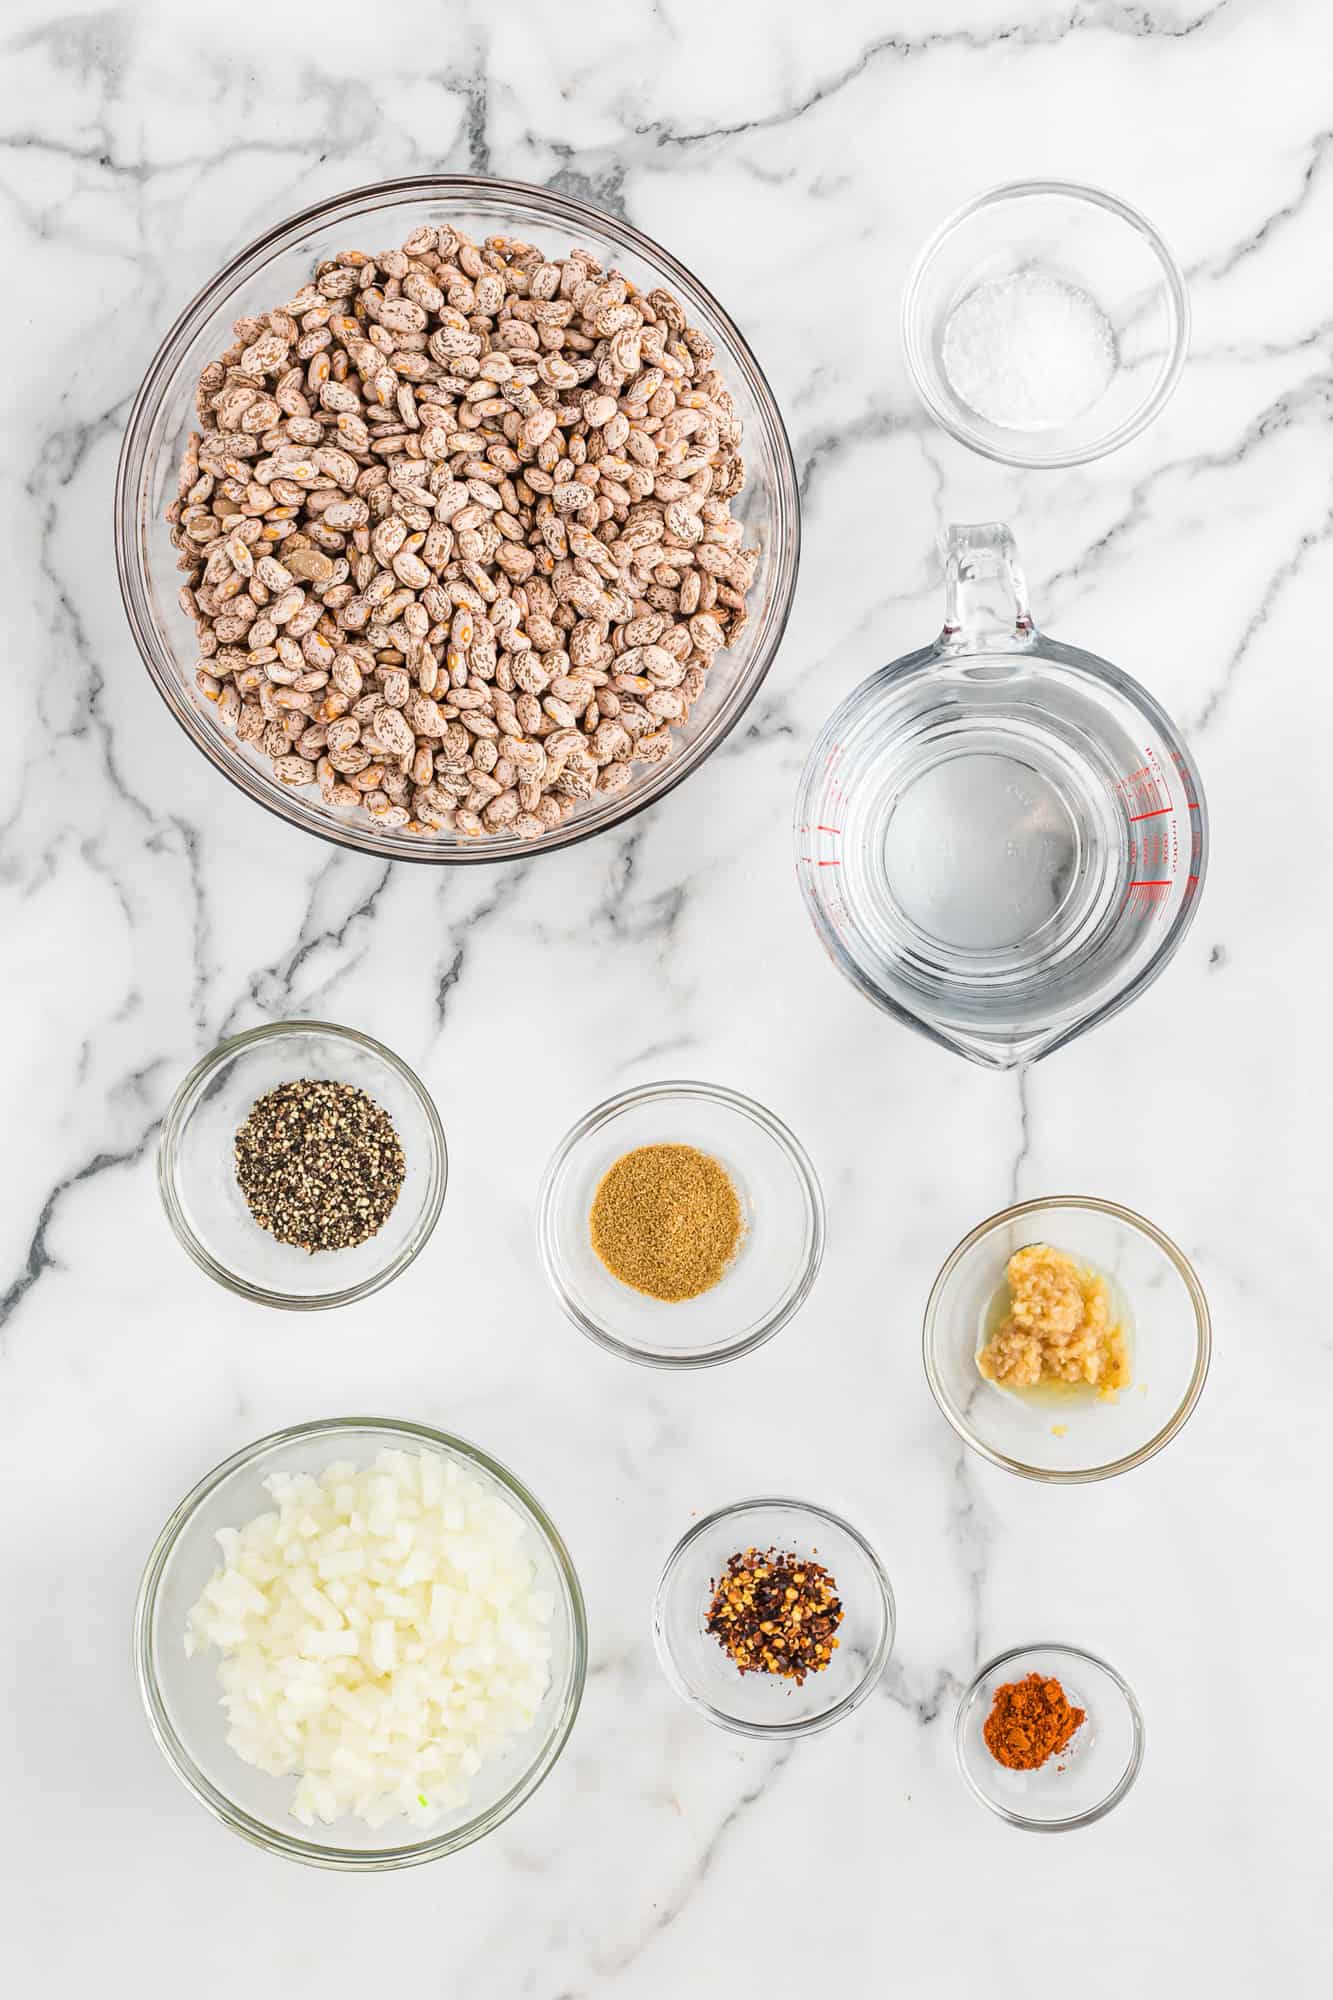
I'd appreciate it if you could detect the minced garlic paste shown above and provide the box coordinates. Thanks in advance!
[977,1243,1130,1400]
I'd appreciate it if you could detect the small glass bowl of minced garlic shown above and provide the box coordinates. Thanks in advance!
[923,1196,1211,1482]
[536,1080,825,1367]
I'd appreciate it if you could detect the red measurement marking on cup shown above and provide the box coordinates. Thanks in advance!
[1116,759,1173,822]
[1123,746,1181,898]
[1171,751,1201,812]
[1125,879,1174,918]
[799,818,843,867]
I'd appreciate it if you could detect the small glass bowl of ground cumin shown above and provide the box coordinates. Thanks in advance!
[159,1021,447,1309]
[955,1642,1145,1830]
[653,1498,894,1737]
[537,1081,825,1368]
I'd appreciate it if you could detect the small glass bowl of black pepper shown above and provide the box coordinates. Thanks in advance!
[158,1021,447,1309]
[652,1498,895,1738]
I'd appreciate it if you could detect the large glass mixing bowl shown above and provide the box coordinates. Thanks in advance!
[135,1418,587,1869]
[115,176,800,864]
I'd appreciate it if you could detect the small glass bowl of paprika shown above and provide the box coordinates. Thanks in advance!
[955,1642,1145,1830]
[652,1497,895,1737]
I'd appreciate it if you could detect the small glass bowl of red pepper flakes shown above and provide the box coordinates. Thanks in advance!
[955,1642,1145,1830]
[652,1497,895,1738]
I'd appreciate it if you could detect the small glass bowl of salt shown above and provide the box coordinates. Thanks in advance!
[902,180,1189,467]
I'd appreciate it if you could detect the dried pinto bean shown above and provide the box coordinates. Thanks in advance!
[167,228,757,839]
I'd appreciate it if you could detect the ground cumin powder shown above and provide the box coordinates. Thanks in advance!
[589,1143,743,1301]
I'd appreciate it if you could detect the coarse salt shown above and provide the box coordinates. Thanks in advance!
[941,269,1117,433]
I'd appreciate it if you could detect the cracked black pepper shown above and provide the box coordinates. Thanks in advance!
[234,1078,406,1253]
[705,1547,843,1684]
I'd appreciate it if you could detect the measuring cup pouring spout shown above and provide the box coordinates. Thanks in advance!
[794,522,1207,1069]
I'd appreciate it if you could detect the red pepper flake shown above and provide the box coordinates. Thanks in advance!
[705,1547,842,1684]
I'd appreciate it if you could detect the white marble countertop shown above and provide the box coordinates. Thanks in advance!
[4,0,1329,1991]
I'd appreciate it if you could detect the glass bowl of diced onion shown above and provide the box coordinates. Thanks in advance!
[134,1417,587,1869]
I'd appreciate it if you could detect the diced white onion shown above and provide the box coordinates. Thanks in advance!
[186,1448,554,1829]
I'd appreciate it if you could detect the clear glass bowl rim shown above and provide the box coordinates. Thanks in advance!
[114,171,801,865]
[535,1078,826,1368]
[901,178,1191,468]
[157,1018,448,1310]
[954,1640,1146,1831]
[133,1415,589,1870]
[651,1494,895,1738]
[922,1193,1212,1482]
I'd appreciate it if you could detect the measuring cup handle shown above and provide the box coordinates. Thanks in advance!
[938,523,1036,652]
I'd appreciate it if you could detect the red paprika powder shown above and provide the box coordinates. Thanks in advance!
[983,1671,1085,1770]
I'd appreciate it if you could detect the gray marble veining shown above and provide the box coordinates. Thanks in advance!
[2,0,1329,1992]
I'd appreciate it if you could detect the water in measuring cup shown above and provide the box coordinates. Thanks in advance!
[843,717,1127,979]
[882,751,1079,951]
[796,519,1206,1065]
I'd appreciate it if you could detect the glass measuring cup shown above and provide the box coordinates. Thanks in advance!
[795,524,1206,1069]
